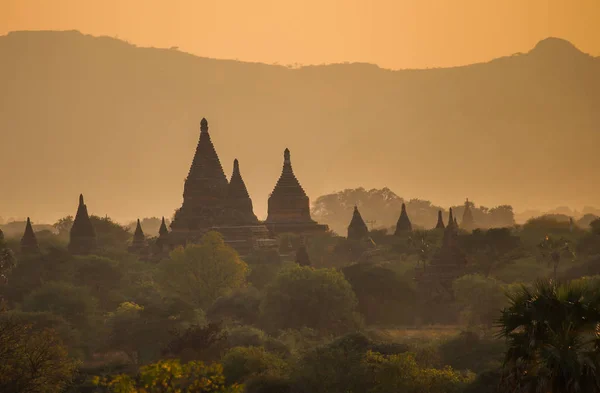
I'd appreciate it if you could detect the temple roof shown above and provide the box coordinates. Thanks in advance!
[270,149,307,198]
[435,210,445,229]
[348,206,369,240]
[21,217,39,252]
[228,159,251,199]
[394,203,412,234]
[184,118,228,198]
[71,194,96,238]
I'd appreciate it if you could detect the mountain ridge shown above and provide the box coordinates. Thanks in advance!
[0,30,599,223]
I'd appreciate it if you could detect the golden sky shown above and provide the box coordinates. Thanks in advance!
[2,0,599,69]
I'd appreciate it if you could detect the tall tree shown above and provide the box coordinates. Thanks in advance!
[537,235,575,281]
[158,231,248,309]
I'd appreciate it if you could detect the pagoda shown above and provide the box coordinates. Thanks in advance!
[69,194,97,255]
[347,206,369,241]
[435,210,445,229]
[461,198,475,232]
[170,118,229,239]
[129,219,147,253]
[265,148,328,235]
[156,217,170,250]
[394,203,412,235]
[170,118,275,255]
[20,217,39,254]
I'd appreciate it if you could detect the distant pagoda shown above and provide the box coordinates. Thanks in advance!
[170,118,276,255]
[461,198,475,232]
[435,210,445,229]
[347,206,369,241]
[226,159,259,225]
[20,217,39,254]
[394,203,412,235]
[265,148,328,235]
[129,219,147,253]
[69,194,97,255]
[156,217,170,249]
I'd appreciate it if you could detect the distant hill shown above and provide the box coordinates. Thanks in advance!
[1,31,599,224]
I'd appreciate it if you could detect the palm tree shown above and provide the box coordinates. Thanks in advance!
[538,235,575,281]
[497,280,600,393]
[408,230,434,272]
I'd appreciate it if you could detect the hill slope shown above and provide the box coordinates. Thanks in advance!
[1,31,599,223]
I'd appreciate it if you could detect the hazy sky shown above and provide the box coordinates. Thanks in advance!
[2,0,599,69]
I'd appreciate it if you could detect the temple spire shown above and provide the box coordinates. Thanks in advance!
[159,217,169,237]
[21,217,39,254]
[69,194,97,255]
[348,205,369,241]
[394,203,412,235]
[435,210,445,229]
[227,159,258,224]
[133,219,145,240]
[155,217,170,253]
[130,219,146,253]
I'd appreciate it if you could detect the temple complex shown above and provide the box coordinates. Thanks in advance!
[394,203,412,235]
[265,149,328,235]
[435,210,445,229]
[20,217,39,254]
[69,195,97,255]
[347,206,369,241]
[461,198,475,232]
[169,118,277,256]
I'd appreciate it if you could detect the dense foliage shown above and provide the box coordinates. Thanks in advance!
[1,210,600,392]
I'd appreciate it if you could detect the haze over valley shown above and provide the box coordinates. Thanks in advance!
[1,30,599,224]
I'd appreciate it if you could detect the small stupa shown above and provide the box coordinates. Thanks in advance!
[129,219,146,253]
[435,210,445,229]
[347,206,369,241]
[20,217,39,254]
[69,194,97,255]
[394,203,412,235]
